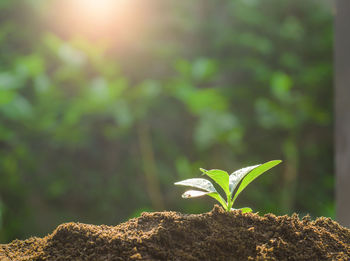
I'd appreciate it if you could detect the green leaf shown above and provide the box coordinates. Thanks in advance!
[200,168,230,197]
[182,190,210,198]
[207,192,227,209]
[231,207,253,213]
[181,190,227,209]
[229,164,260,193]
[232,160,282,202]
[174,178,216,192]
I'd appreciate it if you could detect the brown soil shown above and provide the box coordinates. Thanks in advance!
[1,205,350,260]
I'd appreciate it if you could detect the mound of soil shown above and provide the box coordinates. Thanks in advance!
[1,205,350,260]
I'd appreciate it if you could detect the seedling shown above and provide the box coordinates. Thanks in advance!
[174,160,281,213]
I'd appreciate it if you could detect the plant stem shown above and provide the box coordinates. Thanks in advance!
[226,194,232,212]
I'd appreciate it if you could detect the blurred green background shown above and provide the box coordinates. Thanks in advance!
[0,0,333,243]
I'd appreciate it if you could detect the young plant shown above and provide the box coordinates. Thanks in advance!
[174,160,281,213]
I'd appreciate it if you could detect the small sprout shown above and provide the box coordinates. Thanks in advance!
[174,160,282,213]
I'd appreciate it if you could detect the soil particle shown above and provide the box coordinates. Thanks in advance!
[1,205,349,260]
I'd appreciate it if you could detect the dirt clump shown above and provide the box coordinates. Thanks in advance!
[1,205,350,260]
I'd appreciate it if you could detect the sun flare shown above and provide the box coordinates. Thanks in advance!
[48,0,147,42]
[72,0,119,20]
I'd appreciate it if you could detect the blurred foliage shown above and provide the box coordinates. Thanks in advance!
[0,0,333,242]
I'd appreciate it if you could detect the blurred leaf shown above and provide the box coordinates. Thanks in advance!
[192,58,218,81]
[112,100,133,128]
[139,80,161,99]
[0,95,33,119]
[280,16,304,41]
[270,72,293,102]
[0,90,15,105]
[58,43,86,67]
[255,98,297,129]
[194,111,241,149]
[173,85,228,115]
[175,156,192,179]
[175,59,192,78]
[0,125,14,141]
[15,54,45,77]
[0,72,16,90]
[34,74,50,93]
[89,77,110,104]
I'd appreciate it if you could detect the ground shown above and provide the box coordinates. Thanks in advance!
[1,205,349,260]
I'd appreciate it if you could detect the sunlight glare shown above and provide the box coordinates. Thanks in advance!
[49,0,145,42]
[72,0,121,21]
